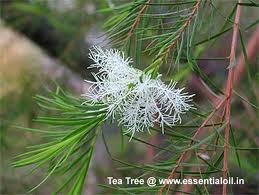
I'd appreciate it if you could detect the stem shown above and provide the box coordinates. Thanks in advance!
[192,27,259,107]
[127,0,151,39]
[159,98,226,194]
[161,0,201,59]
[222,1,242,195]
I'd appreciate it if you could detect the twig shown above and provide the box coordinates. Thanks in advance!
[158,1,258,194]
[159,97,226,194]
[222,1,242,194]
[192,27,259,110]
[127,0,151,39]
[192,77,222,106]
[167,17,258,195]
[160,0,201,59]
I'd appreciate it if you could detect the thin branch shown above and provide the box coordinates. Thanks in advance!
[222,1,242,194]
[159,97,226,194]
[127,0,151,39]
[193,27,259,108]
[159,0,201,59]
[193,77,222,106]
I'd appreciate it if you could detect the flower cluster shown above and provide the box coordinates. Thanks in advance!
[83,46,194,140]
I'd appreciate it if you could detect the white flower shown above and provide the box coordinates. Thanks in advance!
[83,46,195,140]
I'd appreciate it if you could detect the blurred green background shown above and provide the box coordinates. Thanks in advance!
[0,0,258,194]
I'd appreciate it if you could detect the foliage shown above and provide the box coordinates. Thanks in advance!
[12,88,106,194]
[8,0,259,194]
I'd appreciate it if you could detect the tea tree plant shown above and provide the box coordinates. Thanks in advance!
[13,0,259,194]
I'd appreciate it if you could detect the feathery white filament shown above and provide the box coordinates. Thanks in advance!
[83,46,194,140]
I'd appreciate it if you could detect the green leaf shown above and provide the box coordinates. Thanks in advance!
[13,88,105,193]
[230,126,241,168]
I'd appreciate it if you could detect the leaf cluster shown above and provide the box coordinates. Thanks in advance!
[12,88,107,194]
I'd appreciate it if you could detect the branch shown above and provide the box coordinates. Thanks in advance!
[160,4,258,194]
[159,97,226,194]
[191,76,222,106]
[127,0,151,39]
[159,0,201,59]
[192,27,259,108]
[222,1,242,194]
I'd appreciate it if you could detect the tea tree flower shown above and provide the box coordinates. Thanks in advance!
[83,46,194,139]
